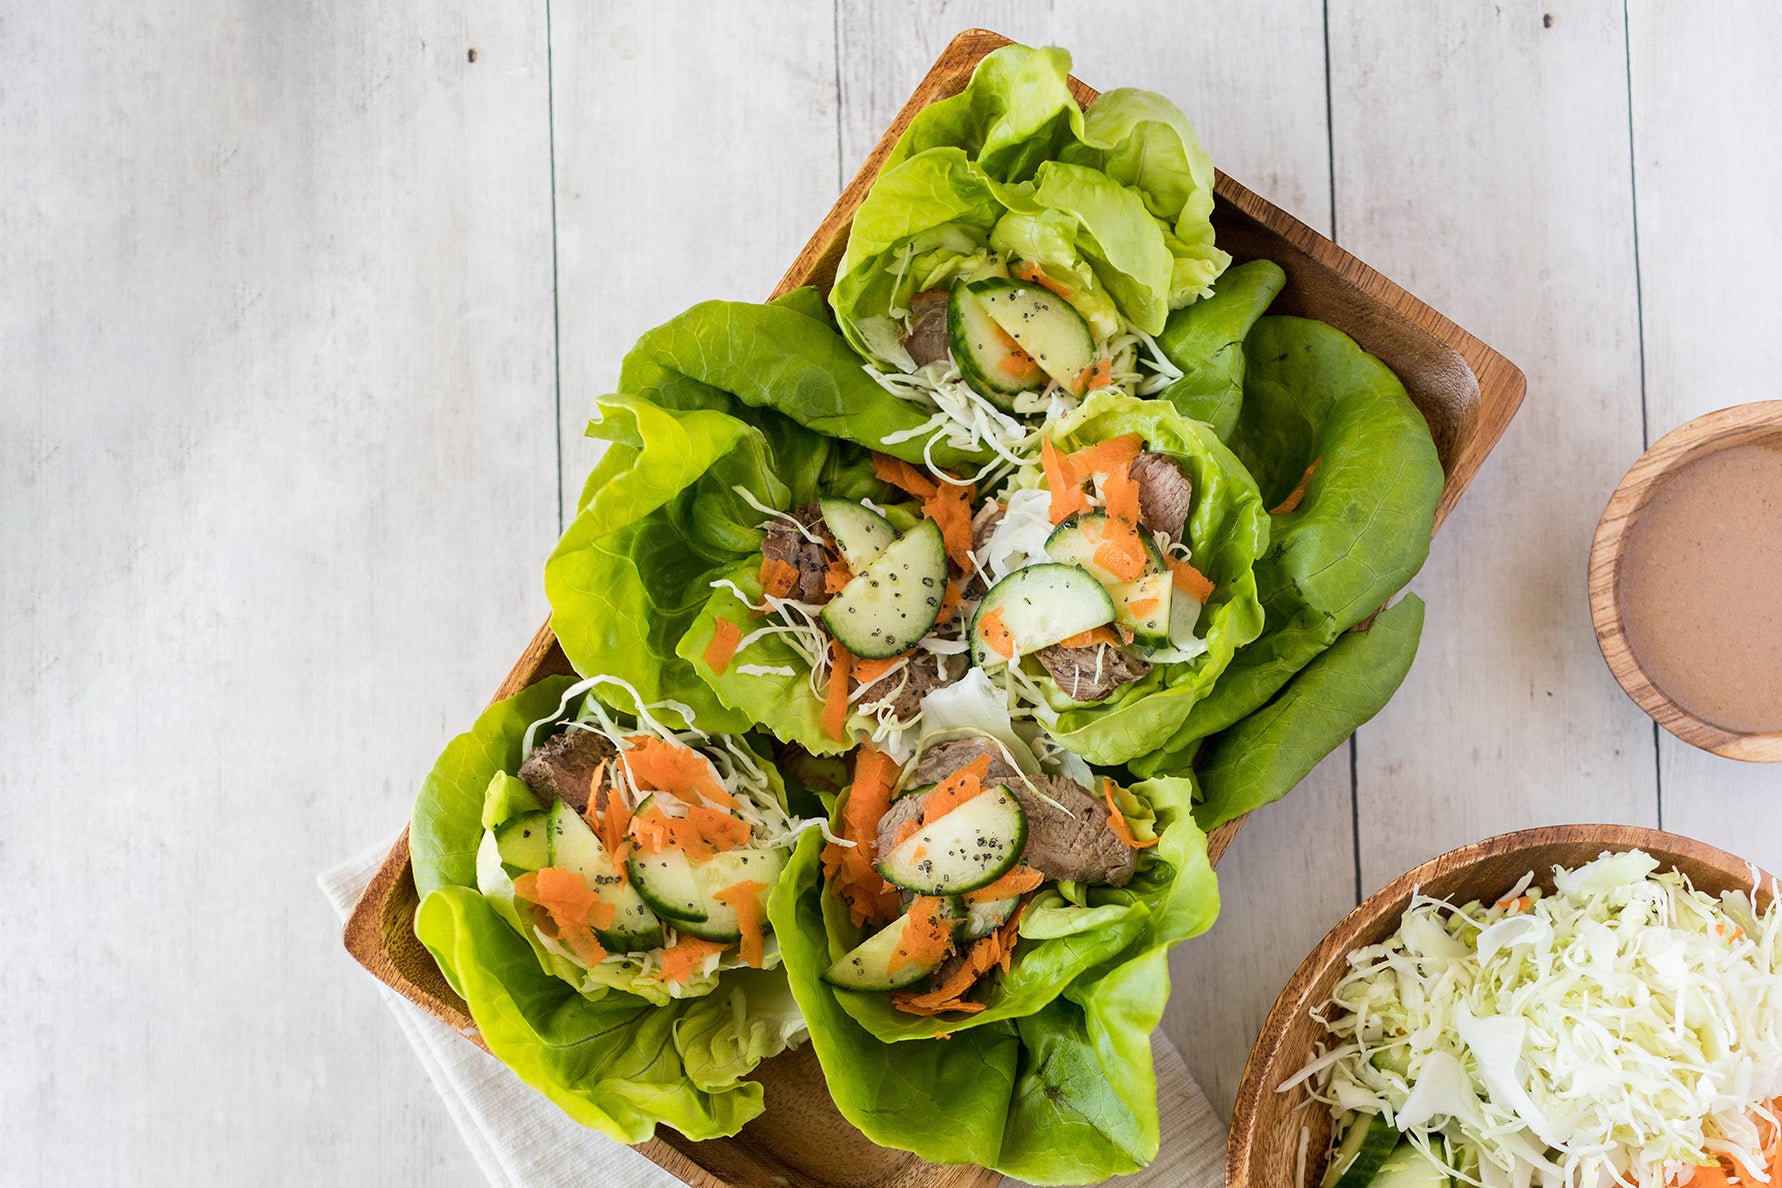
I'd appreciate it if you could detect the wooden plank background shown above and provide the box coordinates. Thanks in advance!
[3,2,1776,1182]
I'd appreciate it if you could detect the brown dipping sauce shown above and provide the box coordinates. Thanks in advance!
[1617,441,1782,734]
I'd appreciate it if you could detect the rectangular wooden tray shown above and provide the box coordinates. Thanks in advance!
[342,28,1526,1188]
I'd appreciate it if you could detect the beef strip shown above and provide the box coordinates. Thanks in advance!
[909,735,1022,787]
[517,728,619,815]
[1011,774,1137,887]
[874,793,926,864]
[902,288,952,369]
[1129,452,1192,543]
[760,503,834,604]
[1035,641,1151,703]
[855,650,955,720]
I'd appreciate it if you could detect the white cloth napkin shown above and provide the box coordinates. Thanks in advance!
[321,837,1227,1188]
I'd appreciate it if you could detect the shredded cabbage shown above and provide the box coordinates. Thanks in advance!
[1298,850,1782,1188]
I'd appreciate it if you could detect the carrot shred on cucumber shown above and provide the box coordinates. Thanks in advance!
[965,865,1044,904]
[937,578,964,625]
[1102,458,1142,524]
[1073,357,1113,393]
[1270,457,1321,515]
[1040,438,1089,524]
[1092,516,1149,582]
[1056,625,1120,650]
[655,936,728,984]
[887,897,955,976]
[1128,596,1161,617]
[922,754,991,825]
[623,735,737,809]
[702,618,744,674]
[823,638,853,743]
[514,867,617,933]
[978,605,1016,659]
[759,556,799,600]
[713,880,769,968]
[1012,260,1073,299]
[1103,778,1159,850]
[1066,434,1142,480]
[1167,557,1215,602]
[823,553,853,594]
[561,926,608,967]
[921,480,976,570]
[595,783,632,884]
[684,804,751,854]
[870,452,939,499]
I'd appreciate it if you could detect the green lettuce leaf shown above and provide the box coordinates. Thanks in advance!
[1017,393,1269,765]
[1135,316,1443,766]
[886,45,1082,181]
[674,968,810,1095]
[768,768,1218,1182]
[1153,259,1287,439]
[1192,594,1425,829]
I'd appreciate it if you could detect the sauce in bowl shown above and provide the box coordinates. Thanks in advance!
[1617,441,1782,734]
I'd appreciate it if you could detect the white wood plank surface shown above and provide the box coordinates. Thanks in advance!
[1626,7,1782,856]
[6,1,1777,1183]
[0,1,554,1183]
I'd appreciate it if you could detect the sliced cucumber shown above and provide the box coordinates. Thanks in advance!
[968,278,1097,393]
[969,563,1117,667]
[822,519,949,660]
[1111,571,1173,647]
[877,786,1027,895]
[949,282,1044,407]
[1169,573,1205,645]
[671,846,788,943]
[628,845,707,925]
[1045,513,1167,584]
[819,498,898,572]
[1323,1113,1399,1188]
[821,909,961,991]
[543,801,663,952]
[494,810,551,871]
[1369,1142,1449,1188]
[961,895,1018,941]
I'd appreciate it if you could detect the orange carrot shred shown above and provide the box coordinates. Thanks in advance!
[1066,434,1143,480]
[596,784,632,885]
[851,651,911,686]
[702,618,744,674]
[1040,438,1089,524]
[1102,459,1142,525]
[562,926,608,967]
[515,867,617,933]
[1092,517,1149,582]
[1127,596,1161,617]
[978,605,1016,659]
[1071,357,1113,393]
[655,936,728,984]
[623,736,737,809]
[1012,260,1073,300]
[581,760,609,832]
[1103,778,1159,850]
[964,865,1045,904]
[886,897,955,976]
[997,349,1042,380]
[892,818,922,849]
[937,579,964,625]
[1270,458,1321,515]
[921,480,977,571]
[824,638,853,743]
[684,804,752,854]
[922,755,991,826]
[824,552,853,594]
[824,746,903,927]
[1056,625,1120,650]
[871,453,939,499]
[759,556,799,600]
[713,881,769,968]
[1167,558,1215,603]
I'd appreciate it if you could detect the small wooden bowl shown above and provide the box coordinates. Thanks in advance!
[1227,824,1779,1188]
[1588,402,1782,762]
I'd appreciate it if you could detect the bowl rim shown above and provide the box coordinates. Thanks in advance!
[1226,822,1782,1188]
[1587,400,1782,762]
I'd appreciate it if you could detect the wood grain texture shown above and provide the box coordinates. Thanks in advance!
[1588,403,1782,761]
[1226,824,1780,1188]
[0,1,555,1185]
[1330,1,1661,890]
[1624,8,1782,842]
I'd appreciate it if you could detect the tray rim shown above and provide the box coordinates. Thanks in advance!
[342,26,1528,1188]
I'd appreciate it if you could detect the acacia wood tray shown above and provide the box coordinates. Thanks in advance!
[342,28,1526,1188]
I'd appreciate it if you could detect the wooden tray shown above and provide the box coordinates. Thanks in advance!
[342,28,1526,1188]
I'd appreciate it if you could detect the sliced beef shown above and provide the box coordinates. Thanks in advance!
[760,503,834,604]
[1035,642,1151,703]
[874,793,926,863]
[1129,452,1192,543]
[517,728,618,815]
[909,735,1022,787]
[1011,775,1137,887]
[856,650,955,720]
[902,288,952,369]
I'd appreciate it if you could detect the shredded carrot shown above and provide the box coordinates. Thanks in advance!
[1012,260,1073,300]
[623,735,737,809]
[629,804,713,860]
[964,865,1045,904]
[893,817,922,849]
[702,618,743,674]
[1103,778,1159,850]
[871,452,939,499]
[1496,894,1532,913]
[1040,438,1089,524]
[713,881,769,968]
[514,867,617,933]
[1673,1099,1782,1188]
[824,638,853,743]
[992,901,1026,974]
[823,552,854,594]
[1167,558,1215,603]
[937,579,963,625]
[1057,625,1120,650]
[845,747,899,850]
[1092,516,1149,582]
[1102,458,1142,524]
[655,936,728,984]
[886,897,956,976]
[562,926,608,966]
[1270,458,1321,515]
[922,755,991,826]
[580,760,609,832]
[1127,596,1162,617]
[852,651,911,686]
[921,480,977,571]
[977,605,1015,659]
[684,804,752,853]
[1066,434,1143,480]
[759,556,799,600]
[1072,357,1113,394]
[822,745,904,927]
[997,348,1043,381]
[891,903,1029,1016]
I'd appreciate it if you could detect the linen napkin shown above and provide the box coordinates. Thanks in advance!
[321,836,1227,1188]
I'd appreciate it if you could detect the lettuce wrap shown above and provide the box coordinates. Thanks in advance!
[410,675,811,1142]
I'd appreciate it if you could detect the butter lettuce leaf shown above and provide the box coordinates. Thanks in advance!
[1153,259,1287,439]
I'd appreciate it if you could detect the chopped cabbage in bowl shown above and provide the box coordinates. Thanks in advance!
[1292,849,1782,1188]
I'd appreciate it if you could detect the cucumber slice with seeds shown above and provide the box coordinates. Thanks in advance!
[969,563,1116,667]
[950,282,1044,408]
[494,810,551,871]
[543,800,663,952]
[1111,571,1173,647]
[821,908,962,991]
[628,845,707,925]
[877,786,1027,895]
[819,498,898,572]
[822,519,948,660]
[968,278,1097,393]
[1045,513,1168,583]
[1323,1113,1399,1188]
[961,895,1018,941]
[669,847,788,944]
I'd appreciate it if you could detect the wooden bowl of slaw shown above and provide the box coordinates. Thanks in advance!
[1226,824,1779,1188]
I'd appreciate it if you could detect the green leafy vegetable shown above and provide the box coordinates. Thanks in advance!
[1193,594,1425,829]
[1152,259,1287,439]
